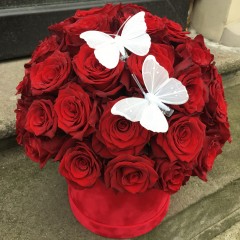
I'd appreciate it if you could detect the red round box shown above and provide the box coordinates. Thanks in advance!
[68,180,170,239]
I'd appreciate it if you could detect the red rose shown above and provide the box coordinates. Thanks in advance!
[201,65,231,142]
[193,136,222,181]
[155,158,192,194]
[30,50,71,95]
[74,4,115,18]
[119,3,146,15]
[145,12,166,42]
[208,73,228,123]
[201,64,219,86]
[48,16,76,38]
[64,13,111,51]
[92,99,151,158]
[28,35,59,65]
[174,64,208,114]
[15,97,32,145]
[25,99,57,138]
[16,75,31,96]
[201,72,231,144]
[59,142,101,189]
[218,121,231,144]
[150,136,168,160]
[54,82,97,140]
[73,44,127,97]
[114,4,146,25]
[127,43,174,86]
[176,35,213,66]
[201,111,231,146]
[162,17,189,43]
[201,113,232,146]
[74,4,118,33]
[54,137,75,161]
[156,114,206,162]
[104,154,158,193]
[23,133,65,168]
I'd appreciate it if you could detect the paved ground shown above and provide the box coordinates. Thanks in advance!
[0,84,239,240]
[213,221,240,240]
[0,59,24,139]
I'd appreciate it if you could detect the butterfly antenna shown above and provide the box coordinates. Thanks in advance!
[116,16,132,35]
[131,74,146,96]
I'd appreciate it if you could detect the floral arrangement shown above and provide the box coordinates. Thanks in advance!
[16,3,231,238]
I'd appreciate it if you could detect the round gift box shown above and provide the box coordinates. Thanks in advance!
[68,180,170,239]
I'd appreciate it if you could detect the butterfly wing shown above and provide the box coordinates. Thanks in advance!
[155,78,189,104]
[121,11,151,56]
[80,31,120,69]
[111,97,148,122]
[80,31,114,49]
[94,44,120,69]
[142,55,169,94]
[140,102,168,133]
[111,97,168,133]
[142,55,189,105]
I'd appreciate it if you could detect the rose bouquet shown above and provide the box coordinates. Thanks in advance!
[16,3,231,239]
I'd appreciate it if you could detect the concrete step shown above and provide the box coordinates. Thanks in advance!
[0,84,239,240]
[0,38,240,144]
[221,21,240,48]
[212,221,240,240]
[0,58,26,141]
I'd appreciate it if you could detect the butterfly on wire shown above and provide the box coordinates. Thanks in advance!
[80,11,151,69]
[111,55,189,133]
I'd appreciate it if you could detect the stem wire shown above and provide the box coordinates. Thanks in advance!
[131,74,146,96]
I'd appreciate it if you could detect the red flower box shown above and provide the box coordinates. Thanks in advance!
[16,3,230,238]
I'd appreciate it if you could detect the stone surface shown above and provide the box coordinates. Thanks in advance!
[150,179,240,240]
[191,0,240,44]
[221,21,240,47]
[191,0,230,42]
[0,85,239,240]
[222,71,240,89]
[0,59,25,140]
[227,0,240,24]
[208,45,240,75]
[213,221,240,240]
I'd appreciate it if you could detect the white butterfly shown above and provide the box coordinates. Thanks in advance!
[80,11,151,69]
[111,55,189,133]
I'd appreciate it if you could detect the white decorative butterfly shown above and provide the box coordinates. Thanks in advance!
[80,11,151,69]
[111,55,189,133]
